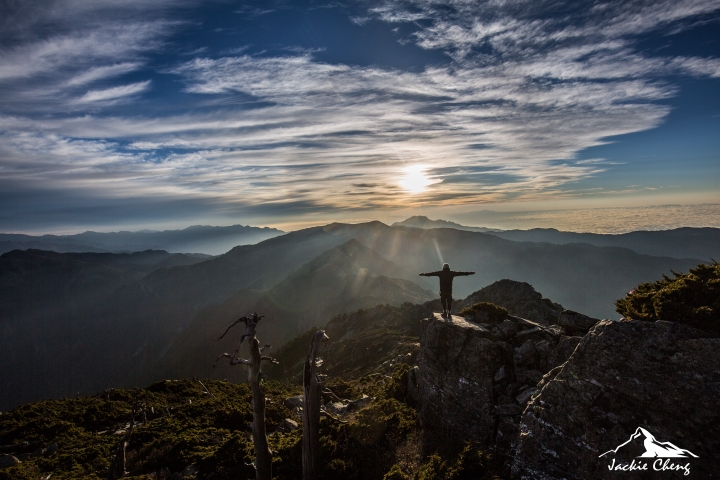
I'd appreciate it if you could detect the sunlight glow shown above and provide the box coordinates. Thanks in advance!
[399,165,433,194]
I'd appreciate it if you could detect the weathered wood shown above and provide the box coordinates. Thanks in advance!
[302,330,329,480]
[107,401,142,479]
[215,312,276,480]
[248,336,273,480]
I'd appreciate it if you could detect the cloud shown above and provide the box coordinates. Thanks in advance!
[0,24,161,82]
[453,203,720,233]
[0,0,187,113]
[0,0,719,230]
[65,63,143,87]
[0,48,670,214]
[75,81,152,104]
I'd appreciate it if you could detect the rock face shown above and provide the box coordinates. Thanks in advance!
[557,310,600,334]
[512,320,720,479]
[417,314,506,448]
[416,312,582,455]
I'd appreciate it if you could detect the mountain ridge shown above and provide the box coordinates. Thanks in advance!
[0,220,707,410]
[0,224,283,256]
[391,216,719,260]
[392,215,503,233]
[156,239,434,384]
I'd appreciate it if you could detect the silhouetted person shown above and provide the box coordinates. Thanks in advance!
[419,263,475,317]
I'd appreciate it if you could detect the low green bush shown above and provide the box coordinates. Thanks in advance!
[615,261,720,336]
[413,443,498,480]
[458,302,508,323]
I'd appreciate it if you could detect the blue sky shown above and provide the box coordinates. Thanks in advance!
[0,0,718,233]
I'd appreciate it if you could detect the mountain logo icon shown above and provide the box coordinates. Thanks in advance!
[599,427,698,458]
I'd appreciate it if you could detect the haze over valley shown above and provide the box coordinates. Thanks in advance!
[1,219,715,411]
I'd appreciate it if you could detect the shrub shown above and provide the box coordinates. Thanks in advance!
[615,261,720,336]
[384,464,410,480]
[413,443,497,480]
[458,302,508,323]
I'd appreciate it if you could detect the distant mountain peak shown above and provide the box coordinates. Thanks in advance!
[599,427,699,458]
[393,216,461,228]
[392,216,502,233]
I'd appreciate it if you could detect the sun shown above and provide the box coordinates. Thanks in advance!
[399,165,433,193]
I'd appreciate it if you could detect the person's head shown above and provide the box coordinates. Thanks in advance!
[442,263,450,271]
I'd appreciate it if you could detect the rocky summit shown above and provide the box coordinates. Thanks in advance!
[415,312,585,459]
[413,310,720,479]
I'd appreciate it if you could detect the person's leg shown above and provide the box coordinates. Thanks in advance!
[447,295,452,315]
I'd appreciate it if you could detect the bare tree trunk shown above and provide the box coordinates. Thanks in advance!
[302,331,328,480]
[249,337,272,480]
[214,312,277,480]
[108,401,140,479]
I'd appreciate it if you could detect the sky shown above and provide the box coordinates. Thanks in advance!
[0,0,719,234]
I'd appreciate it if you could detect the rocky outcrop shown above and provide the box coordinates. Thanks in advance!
[459,280,565,325]
[459,280,602,337]
[512,320,720,479]
[416,312,583,455]
[417,314,506,448]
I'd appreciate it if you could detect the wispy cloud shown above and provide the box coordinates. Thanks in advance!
[65,62,143,87]
[0,48,670,213]
[0,0,718,230]
[75,81,152,104]
[0,23,166,82]
[0,0,185,113]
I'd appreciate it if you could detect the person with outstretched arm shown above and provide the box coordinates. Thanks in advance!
[419,263,475,317]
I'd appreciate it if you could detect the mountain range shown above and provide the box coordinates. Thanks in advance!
[0,224,283,256]
[394,216,720,260]
[0,220,713,410]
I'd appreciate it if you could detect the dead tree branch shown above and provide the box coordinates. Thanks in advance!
[197,379,215,398]
[248,336,272,480]
[213,312,273,480]
[108,400,144,479]
[302,330,329,480]
[213,313,265,369]
[320,388,342,403]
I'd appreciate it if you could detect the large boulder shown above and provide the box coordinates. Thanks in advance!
[557,309,599,334]
[0,455,20,468]
[512,320,720,479]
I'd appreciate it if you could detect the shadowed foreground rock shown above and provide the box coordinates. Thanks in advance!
[417,314,506,448]
[512,320,720,479]
[416,312,581,457]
